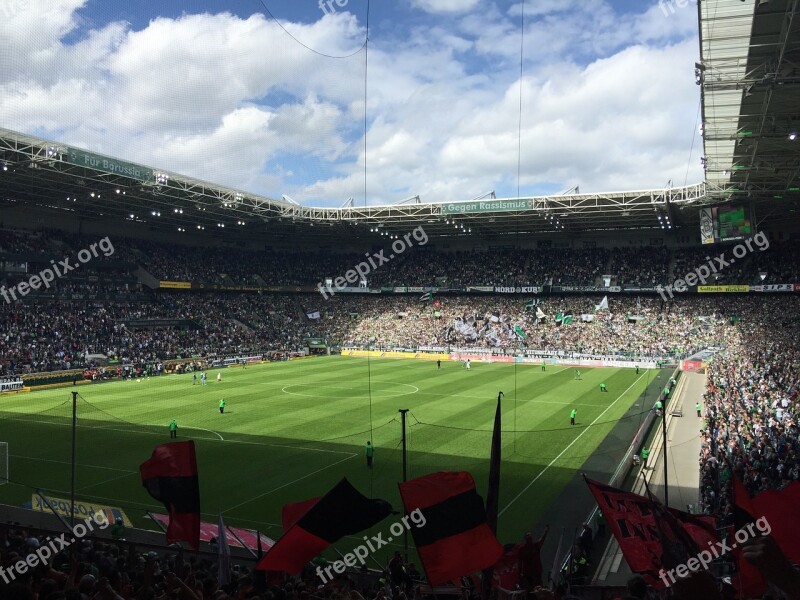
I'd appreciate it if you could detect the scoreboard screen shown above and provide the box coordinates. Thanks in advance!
[700,205,752,244]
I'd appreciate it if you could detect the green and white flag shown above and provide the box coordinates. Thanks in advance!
[556,312,573,326]
[513,325,527,340]
[536,307,546,320]
[524,299,538,312]
[420,292,433,303]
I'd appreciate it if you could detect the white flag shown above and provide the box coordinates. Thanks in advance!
[595,296,609,312]
[217,513,231,586]
[306,311,321,320]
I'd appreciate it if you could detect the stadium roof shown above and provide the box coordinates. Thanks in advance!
[0,127,707,242]
[700,0,800,208]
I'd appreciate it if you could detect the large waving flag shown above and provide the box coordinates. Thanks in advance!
[584,477,718,588]
[399,471,503,585]
[731,477,800,597]
[140,441,201,550]
[257,478,392,574]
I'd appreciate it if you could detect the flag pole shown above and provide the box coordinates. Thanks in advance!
[662,383,669,507]
[399,408,410,561]
[71,390,78,526]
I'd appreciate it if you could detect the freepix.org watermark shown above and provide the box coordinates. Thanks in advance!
[318,0,348,16]
[315,509,427,583]
[0,236,115,304]
[656,231,769,301]
[0,0,30,20]
[658,516,770,587]
[0,511,109,584]
[317,226,428,300]
[658,0,695,17]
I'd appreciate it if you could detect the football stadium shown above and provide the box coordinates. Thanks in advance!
[1,0,800,599]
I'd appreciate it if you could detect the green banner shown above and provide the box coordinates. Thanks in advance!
[65,148,154,182]
[441,198,534,214]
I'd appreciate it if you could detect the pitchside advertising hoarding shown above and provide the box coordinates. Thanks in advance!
[0,378,23,392]
[30,493,133,526]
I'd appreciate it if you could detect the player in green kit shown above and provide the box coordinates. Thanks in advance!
[542,361,546,372]
[574,369,581,380]
[365,441,374,468]
[169,419,177,438]
[570,408,577,426]
[599,383,607,392]
[219,398,226,414]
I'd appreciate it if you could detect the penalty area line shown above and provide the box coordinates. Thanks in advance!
[221,452,359,515]
[498,372,647,517]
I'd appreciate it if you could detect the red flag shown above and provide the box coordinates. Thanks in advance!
[741,479,800,563]
[281,497,320,532]
[257,478,392,574]
[140,441,201,550]
[584,477,718,588]
[730,478,800,597]
[398,471,503,585]
[731,477,766,597]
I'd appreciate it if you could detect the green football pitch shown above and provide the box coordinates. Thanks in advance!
[0,356,654,557]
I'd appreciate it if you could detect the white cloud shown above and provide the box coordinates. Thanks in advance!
[0,0,703,207]
[411,0,482,14]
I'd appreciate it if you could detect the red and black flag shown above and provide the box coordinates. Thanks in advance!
[281,497,321,532]
[731,477,767,598]
[734,478,800,563]
[139,441,201,550]
[398,471,503,585]
[584,477,718,588]
[257,478,392,574]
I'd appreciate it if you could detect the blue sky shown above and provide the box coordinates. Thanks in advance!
[0,0,702,206]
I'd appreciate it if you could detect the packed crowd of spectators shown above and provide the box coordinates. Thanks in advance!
[303,295,727,359]
[0,292,315,375]
[699,296,800,524]
[607,246,670,287]
[0,525,404,600]
[6,228,799,289]
[2,290,796,376]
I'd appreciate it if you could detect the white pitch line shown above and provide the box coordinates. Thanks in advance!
[5,416,353,455]
[10,455,136,473]
[183,427,224,440]
[221,452,359,515]
[498,372,647,517]
[77,471,139,492]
